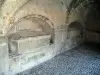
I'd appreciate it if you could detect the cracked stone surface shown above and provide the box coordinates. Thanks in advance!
[17,43,100,75]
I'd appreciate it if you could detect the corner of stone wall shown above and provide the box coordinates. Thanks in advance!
[0,36,9,75]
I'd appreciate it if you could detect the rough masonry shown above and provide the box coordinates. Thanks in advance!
[0,0,90,75]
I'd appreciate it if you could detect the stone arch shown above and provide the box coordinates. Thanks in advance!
[7,15,54,54]
[65,21,85,49]
[68,21,85,40]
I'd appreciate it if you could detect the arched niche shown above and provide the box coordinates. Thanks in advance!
[66,22,85,48]
[7,16,54,54]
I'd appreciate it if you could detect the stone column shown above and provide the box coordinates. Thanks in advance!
[0,36,9,75]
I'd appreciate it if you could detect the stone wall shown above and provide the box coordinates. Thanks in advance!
[0,0,88,74]
[85,0,100,43]
[0,36,9,75]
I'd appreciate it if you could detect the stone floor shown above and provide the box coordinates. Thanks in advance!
[17,43,100,75]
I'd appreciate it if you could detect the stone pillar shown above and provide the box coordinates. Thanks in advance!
[0,36,9,75]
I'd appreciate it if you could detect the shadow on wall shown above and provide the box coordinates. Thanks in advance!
[67,22,84,44]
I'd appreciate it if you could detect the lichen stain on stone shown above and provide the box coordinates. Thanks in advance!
[3,13,15,26]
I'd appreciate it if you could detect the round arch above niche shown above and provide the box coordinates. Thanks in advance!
[8,15,54,54]
[65,21,85,49]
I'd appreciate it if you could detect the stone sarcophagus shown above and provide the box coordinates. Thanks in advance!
[0,0,88,74]
[9,34,51,54]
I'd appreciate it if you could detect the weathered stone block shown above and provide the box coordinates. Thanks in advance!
[68,29,80,38]
[9,35,51,54]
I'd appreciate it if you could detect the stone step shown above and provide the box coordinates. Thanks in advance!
[9,45,54,75]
